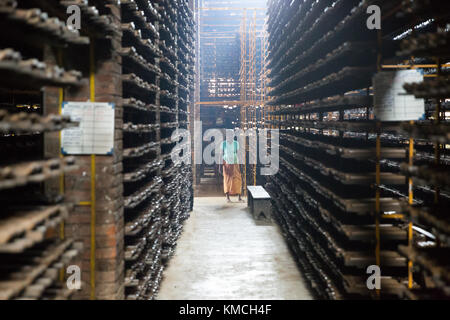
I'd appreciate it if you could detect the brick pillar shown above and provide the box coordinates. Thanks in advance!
[43,3,125,300]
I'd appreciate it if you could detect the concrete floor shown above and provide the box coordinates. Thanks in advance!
[158,197,313,300]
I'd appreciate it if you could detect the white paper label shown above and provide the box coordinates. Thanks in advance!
[61,102,115,155]
[373,70,425,121]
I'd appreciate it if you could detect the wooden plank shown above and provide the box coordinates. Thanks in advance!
[0,205,67,246]
[0,157,77,191]
[0,240,73,300]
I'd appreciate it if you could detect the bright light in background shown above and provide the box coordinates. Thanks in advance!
[198,0,266,103]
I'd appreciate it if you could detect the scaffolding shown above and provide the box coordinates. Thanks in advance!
[195,1,266,193]
[238,5,266,191]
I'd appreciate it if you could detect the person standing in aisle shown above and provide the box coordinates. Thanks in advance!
[222,136,243,202]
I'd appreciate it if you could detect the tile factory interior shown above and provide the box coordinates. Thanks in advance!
[0,0,449,302]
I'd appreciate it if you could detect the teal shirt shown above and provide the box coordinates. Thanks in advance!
[222,141,239,164]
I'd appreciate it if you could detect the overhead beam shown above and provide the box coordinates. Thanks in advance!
[196,101,243,106]
[200,16,265,20]
[201,30,264,34]
[198,7,265,10]
[202,24,264,27]
[196,101,265,106]
[200,37,237,39]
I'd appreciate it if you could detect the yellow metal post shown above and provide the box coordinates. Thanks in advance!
[375,126,381,299]
[58,49,65,240]
[375,29,383,299]
[89,40,97,300]
[58,49,65,283]
[240,10,247,196]
[408,122,414,289]
[434,58,442,204]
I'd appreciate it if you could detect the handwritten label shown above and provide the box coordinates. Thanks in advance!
[61,102,115,155]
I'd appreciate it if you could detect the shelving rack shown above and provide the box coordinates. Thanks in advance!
[395,0,450,300]
[120,0,194,300]
[0,0,95,299]
[121,0,163,300]
[0,0,194,300]
[265,0,449,299]
[158,0,194,280]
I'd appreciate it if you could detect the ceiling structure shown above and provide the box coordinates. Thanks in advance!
[194,0,267,107]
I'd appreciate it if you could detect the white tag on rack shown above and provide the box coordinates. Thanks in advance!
[61,102,115,155]
[373,70,425,122]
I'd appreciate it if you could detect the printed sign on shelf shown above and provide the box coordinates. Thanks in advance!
[61,102,115,155]
[373,70,425,122]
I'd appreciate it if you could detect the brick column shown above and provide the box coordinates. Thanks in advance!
[43,3,124,300]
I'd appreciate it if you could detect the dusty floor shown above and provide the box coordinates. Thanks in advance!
[158,197,313,300]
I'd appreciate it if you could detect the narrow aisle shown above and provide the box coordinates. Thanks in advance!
[158,197,313,300]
